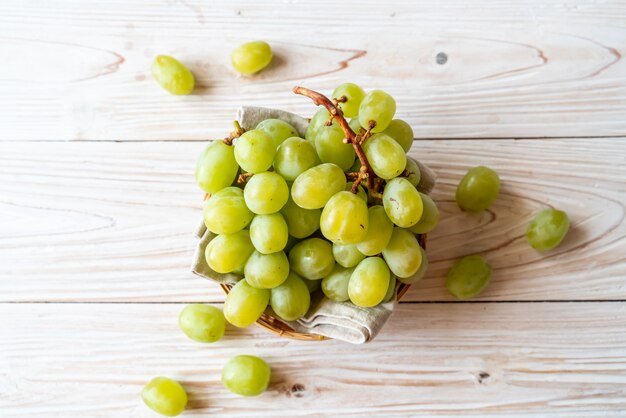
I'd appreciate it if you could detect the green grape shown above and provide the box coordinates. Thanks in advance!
[357,205,394,256]
[332,243,366,268]
[195,141,238,194]
[244,250,289,289]
[231,41,272,75]
[291,163,345,209]
[302,276,321,293]
[456,166,500,212]
[382,274,397,303]
[358,89,396,133]
[344,182,367,202]
[305,108,331,142]
[223,279,270,327]
[249,213,288,254]
[270,272,311,321]
[332,83,366,118]
[446,255,492,300]
[256,119,298,148]
[204,187,254,234]
[315,124,355,170]
[288,238,335,280]
[284,234,301,253]
[382,227,423,278]
[397,246,428,285]
[234,129,276,173]
[274,137,317,181]
[404,157,422,187]
[205,230,254,273]
[243,172,289,214]
[321,264,354,302]
[383,178,424,227]
[348,257,390,307]
[349,118,363,135]
[382,119,413,152]
[151,55,194,96]
[320,191,369,244]
[409,193,440,234]
[280,197,320,238]
[363,133,406,180]
[178,304,226,343]
[526,209,570,251]
[222,355,271,397]
[142,377,187,417]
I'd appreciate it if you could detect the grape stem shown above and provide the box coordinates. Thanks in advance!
[223,120,245,145]
[292,86,376,191]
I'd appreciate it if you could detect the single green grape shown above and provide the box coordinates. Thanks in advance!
[363,133,406,180]
[223,280,270,327]
[446,255,492,300]
[382,227,423,278]
[382,274,397,303]
[383,178,423,227]
[305,108,331,142]
[244,250,289,289]
[332,83,366,118]
[151,55,194,95]
[348,257,391,307]
[357,205,394,256]
[302,276,321,293]
[397,246,428,285]
[279,197,321,239]
[178,304,226,343]
[274,137,317,181]
[270,272,311,321]
[349,118,363,135]
[205,230,254,273]
[456,166,500,212]
[234,129,276,173]
[404,157,422,187]
[231,41,272,75]
[409,193,440,234]
[195,141,238,194]
[142,377,188,417]
[243,172,289,215]
[526,209,570,251]
[344,182,367,202]
[321,264,354,302]
[204,187,254,234]
[291,163,345,209]
[222,355,271,397]
[288,238,335,280]
[249,213,289,254]
[358,89,396,133]
[382,119,414,152]
[256,119,298,149]
[332,243,366,268]
[320,191,369,245]
[315,124,355,170]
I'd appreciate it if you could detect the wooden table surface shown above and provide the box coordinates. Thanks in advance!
[1,1,625,416]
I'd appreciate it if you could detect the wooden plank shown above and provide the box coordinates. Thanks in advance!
[1,0,626,140]
[0,138,624,302]
[1,302,625,417]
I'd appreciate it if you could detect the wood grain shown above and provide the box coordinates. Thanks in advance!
[1,138,623,302]
[1,0,626,140]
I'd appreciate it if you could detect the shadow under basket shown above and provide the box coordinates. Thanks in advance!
[220,235,427,341]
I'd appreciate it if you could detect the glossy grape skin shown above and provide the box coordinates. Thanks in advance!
[363,133,406,180]
[382,119,413,152]
[142,377,188,417]
[291,163,345,209]
[409,193,440,234]
[382,227,423,278]
[397,245,428,285]
[195,141,238,194]
[446,255,492,300]
[302,276,321,293]
[320,191,369,244]
[270,272,311,321]
[205,230,254,273]
[256,119,298,149]
[382,274,397,303]
[231,41,272,75]
[274,137,317,181]
[358,90,396,133]
[321,265,354,302]
[456,166,500,212]
[279,197,320,239]
[234,129,276,173]
[357,205,394,256]
[383,178,424,227]
[315,125,355,170]
[222,355,271,397]
[348,257,391,307]
[332,83,366,118]
[305,108,331,142]
[223,280,270,327]
[244,250,289,289]
[332,243,366,268]
[178,304,226,343]
[151,55,194,95]
[349,118,363,135]
[404,157,422,187]
[249,213,288,254]
[204,187,254,234]
[526,209,570,251]
[288,238,335,280]
[243,172,289,215]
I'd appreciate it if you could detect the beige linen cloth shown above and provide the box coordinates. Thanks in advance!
[191,106,436,344]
